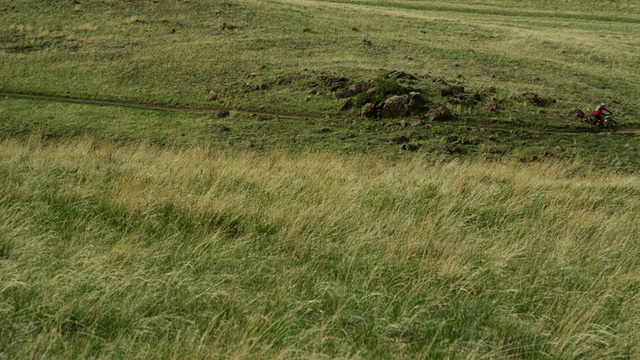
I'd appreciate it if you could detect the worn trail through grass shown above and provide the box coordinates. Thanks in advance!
[3,91,639,135]
[0,92,324,120]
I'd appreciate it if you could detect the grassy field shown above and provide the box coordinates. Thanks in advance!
[1,0,639,358]
[1,0,639,117]
[1,140,638,359]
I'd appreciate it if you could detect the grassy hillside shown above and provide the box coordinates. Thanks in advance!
[1,1,639,358]
[1,0,639,170]
[1,0,639,119]
[1,140,638,358]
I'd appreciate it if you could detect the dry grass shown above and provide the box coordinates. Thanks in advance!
[1,138,638,358]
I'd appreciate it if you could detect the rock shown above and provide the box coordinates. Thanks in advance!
[217,126,230,132]
[440,85,464,97]
[220,22,236,30]
[360,103,376,117]
[425,105,452,121]
[484,86,497,93]
[205,92,218,101]
[573,109,586,119]
[275,77,291,85]
[214,110,230,118]
[339,98,353,111]
[484,102,498,112]
[392,135,410,144]
[319,76,348,91]
[489,146,502,154]
[521,92,540,105]
[401,143,421,151]
[340,131,355,139]
[332,88,352,99]
[387,70,418,81]
[349,81,373,93]
[380,94,411,118]
[320,127,332,133]
[243,140,254,148]
[432,77,447,85]
[469,92,483,101]
[441,144,459,154]
[522,92,556,106]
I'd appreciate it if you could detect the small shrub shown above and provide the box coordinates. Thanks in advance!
[353,77,410,108]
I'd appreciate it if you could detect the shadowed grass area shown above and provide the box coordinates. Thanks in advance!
[0,139,638,358]
[2,96,640,172]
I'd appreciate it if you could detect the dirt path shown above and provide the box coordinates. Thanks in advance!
[0,91,325,120]
[2,91,639,135]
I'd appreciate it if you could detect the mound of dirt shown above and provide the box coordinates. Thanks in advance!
[387,70,418,81]
[380,94,412,118]
[573,109,586,119]
[349,81,374,93]
[358,90,424,119]
[440,85,465,97]
[484,102,498,112]
[425,105,452,121]
[392,135,410,144]
[360,103,376,118]
[319,76,348,91]
[401,143,421,151]
[522,92,556,106]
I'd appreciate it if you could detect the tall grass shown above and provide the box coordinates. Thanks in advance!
[1,138,638,358]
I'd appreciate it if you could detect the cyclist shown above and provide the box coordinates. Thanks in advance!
[593,103,612,126]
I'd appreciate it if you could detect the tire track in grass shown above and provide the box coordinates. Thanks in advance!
[2,91,639,135]
[0,91,325,120]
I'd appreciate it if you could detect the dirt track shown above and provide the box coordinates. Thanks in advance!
[2,91,639,135]
[0,91,324,120]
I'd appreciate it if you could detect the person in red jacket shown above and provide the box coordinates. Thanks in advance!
[593,103,612,126]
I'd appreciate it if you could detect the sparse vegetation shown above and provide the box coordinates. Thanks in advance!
[1,0,639,358]
[352,76,410,108]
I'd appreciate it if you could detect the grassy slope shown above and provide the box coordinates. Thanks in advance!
[2,96,640,173]
[1,0,640,358]
[1,0,639,170]
[0,0,638,118]
[1,140,638,359]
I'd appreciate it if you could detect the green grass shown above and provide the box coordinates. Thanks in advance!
[0,0,639,121]
[2,95,640,172]
[1,0,640,358]
[1,141,639,358]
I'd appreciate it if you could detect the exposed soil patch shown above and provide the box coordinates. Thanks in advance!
[522,92,556,106]
[425,105,452,121]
